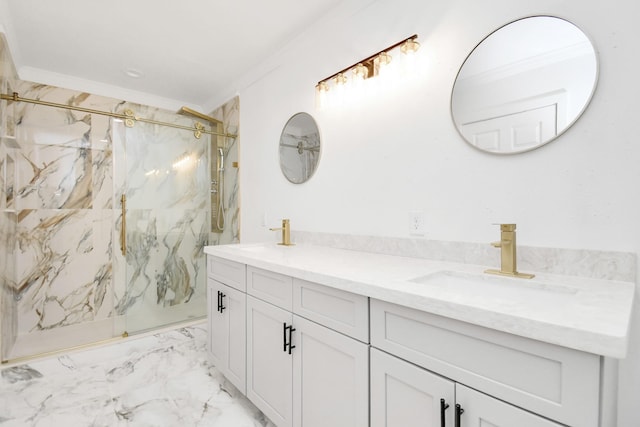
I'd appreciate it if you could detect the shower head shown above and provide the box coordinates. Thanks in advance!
[177,106,218,124]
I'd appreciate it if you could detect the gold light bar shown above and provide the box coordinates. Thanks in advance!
[0,92,238,139]
[316,34,419,87]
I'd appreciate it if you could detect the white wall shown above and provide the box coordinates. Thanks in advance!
[236,0,640,425]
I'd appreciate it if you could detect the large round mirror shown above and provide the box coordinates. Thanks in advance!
[451,16,598,154]
[279,112,321,184]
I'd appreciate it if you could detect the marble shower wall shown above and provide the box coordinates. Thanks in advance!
[209,97,240,245]
[111,104,209,329]
[0,32,18,361]
[0,72,224,358]
[9,83,118,343]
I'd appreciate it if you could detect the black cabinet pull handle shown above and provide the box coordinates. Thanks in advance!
[455,404,464,427]
[216,291,221,312]
[220,293,226,312]
[288,326,296,354]
[282,323,296,354]
[440,399,450,427]
[283,322,288,352]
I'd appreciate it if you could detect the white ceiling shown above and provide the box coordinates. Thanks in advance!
[0,0,346,111]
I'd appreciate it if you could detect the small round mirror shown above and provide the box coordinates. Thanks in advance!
[279,112,321,184]
[451,16,598,154]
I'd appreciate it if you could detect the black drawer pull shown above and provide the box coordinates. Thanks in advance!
[219,293,226,312]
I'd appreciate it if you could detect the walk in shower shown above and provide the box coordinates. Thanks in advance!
[0,36,238,362]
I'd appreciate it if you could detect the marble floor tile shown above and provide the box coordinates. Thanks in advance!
[0,323,276,427]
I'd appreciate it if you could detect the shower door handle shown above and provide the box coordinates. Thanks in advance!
[120,194,126,256]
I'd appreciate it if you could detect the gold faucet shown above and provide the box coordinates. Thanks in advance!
[485,224,534,279]
[270,219,294,246]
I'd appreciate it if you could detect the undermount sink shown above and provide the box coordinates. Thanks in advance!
[409,270,578,306]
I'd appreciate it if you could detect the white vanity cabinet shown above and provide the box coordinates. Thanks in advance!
[206,257,247,393]
[292,315,369,427]
[212,262,369,427]
[371,347,455,427]
[456,384,563,427]
[206,243,632,427]
[246,294,293,426]
[370,299,600,427]
[371,348,562,427]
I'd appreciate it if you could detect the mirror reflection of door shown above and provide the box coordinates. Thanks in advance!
[451,16,598,154]
[461,104,557,153]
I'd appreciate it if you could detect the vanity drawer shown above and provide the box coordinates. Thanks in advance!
[293,278,369,342]
[370,299,600,427]
[208,256,246,291]
[247,266,293,311]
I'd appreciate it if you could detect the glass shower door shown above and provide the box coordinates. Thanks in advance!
[115,117,209,335]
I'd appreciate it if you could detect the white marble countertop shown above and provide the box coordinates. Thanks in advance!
[204,243,635,358]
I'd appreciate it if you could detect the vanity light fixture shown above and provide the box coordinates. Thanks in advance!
[315,34,419,107]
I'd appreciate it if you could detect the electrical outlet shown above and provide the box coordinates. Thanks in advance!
[408,211,426,236]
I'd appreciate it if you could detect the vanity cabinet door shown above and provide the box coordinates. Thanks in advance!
[207,279,246,394]
[370,348,455,427]
[292,315,369,427]
[456,384,562,427]
[207,279,226,367]
[247,295,294,427]
[370,299,599,427]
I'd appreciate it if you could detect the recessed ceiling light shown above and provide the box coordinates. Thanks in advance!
[123,68,145,79]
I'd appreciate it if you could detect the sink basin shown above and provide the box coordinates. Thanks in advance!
[409,271,578,306]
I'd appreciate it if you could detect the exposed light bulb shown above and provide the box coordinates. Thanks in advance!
[316,81,329,93]
[315,81,329,109]
[334,73,348,85]
[377,52,392,66]
[352,63,369,80]
[401,39,420,55]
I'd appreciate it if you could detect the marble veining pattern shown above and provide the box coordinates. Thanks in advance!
[209,97,240,246]
[15,208,112,329]
[0,324,276,426]
[205,242,635,358]
[111,108,209,324]
[293,231,637,282]
[0,32,18,362]
[0,77,223,359]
